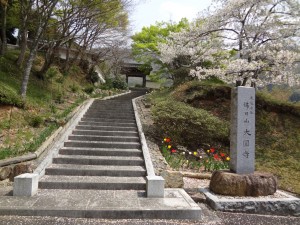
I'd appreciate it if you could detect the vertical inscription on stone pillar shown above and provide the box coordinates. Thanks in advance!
[230,87,255,174]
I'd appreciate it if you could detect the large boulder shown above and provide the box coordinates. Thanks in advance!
[209,170,277,197]
[161,170,184,188]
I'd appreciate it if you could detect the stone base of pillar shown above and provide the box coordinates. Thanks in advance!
[209,170,277,197]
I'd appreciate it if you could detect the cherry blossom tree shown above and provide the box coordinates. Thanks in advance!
[159,0,300,87]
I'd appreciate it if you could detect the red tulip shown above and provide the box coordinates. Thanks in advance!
[214,154,220,160]
[164,138,171,143]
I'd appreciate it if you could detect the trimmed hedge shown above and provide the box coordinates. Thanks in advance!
[152,100,229,149]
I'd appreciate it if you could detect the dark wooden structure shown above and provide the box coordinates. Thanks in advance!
[121,62,147,87]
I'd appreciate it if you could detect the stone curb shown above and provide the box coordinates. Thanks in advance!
[133,96,165,198]
[132,96,155,177]
[0,90,131,169]
[201,188,300,216]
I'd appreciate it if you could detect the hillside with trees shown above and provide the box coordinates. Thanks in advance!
[1,0,133,97]
[0,0,133,160]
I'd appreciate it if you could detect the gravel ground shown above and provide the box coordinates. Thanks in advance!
[183,177,210,189]
[216,212,300,225]
[0,213,299,225]
[0,216,219,225]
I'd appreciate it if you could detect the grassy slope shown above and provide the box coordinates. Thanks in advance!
[148,81,300,195]
[0,50,118,160]
[255,94,300,193]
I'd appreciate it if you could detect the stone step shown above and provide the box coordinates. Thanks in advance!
[83,112,134,116]
[53,155,144,166]
[0,189,201,219]
[88,104,132,107]
[78,121,136,127]
[39,176,146,190]
[72,129,139,137]
[68,135,139,142]
[92,100,132,103]
[84,110,134,114]
[45,164,147,177]
[81,117,136,123]
[87,106,133,110]
[75,125,137,132]
[64,140,141,149]
[87,104,133,108]
[59,147,142,157]
[84,113,135,118]
[82,115,136,120]
[90,102,132,106]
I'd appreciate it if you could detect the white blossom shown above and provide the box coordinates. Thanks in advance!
[159,0,300,86]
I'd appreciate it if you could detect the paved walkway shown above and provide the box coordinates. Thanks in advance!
[0,188,200,219]
[0,205,299,225]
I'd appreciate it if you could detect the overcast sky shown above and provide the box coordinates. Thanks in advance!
[130,0,213,34]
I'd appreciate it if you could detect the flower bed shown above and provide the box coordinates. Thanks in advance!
[161,137,230,172]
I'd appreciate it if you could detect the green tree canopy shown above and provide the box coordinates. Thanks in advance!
[131,18,190,81]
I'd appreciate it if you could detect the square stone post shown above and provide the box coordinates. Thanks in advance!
[13,173,39,196]
[230,87,255,174]
[146,176,165,198]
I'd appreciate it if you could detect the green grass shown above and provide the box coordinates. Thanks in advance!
[0,49,125,161]
[0,51,53,108]
[149,80,300,195]
[57,97,85,119]
[23,124,58,154]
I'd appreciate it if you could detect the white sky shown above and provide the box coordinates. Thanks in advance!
[130,0,213,34]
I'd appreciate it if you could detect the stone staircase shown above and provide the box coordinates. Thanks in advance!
[0,90,201,219]
[39,95,147,191]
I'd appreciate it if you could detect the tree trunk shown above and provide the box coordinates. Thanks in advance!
[17,0,31,66]
[20,24,42,98]
[40,47,55,75]
[20,0,59,99]
[237,36,245,86]
[63,44,71,72]
[16,27,28,66]
[20,46,38,98]
[40,39,63,74]
[242,77,248,86]
[0,3,7,55]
